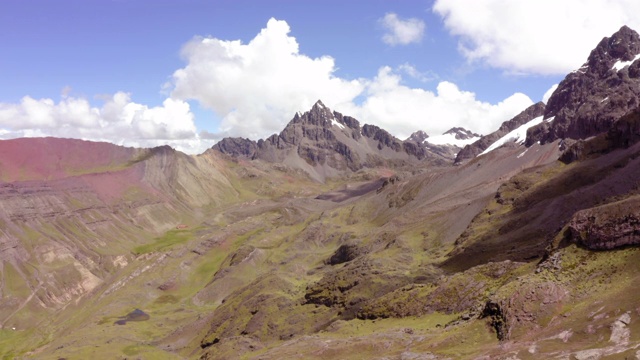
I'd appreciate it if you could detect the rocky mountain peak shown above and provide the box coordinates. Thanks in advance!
[406,130,429,143]
[312,99,327,110]
[526,25,640,146]
[444,127,480,140]
[291,99,347,130]
[595,25,640,61]
[580,25,640,77]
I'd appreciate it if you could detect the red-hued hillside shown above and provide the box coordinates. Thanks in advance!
[0,138,239,339]
[0,137,140,182]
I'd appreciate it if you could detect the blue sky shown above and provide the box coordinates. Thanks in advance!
[1,0,639,153]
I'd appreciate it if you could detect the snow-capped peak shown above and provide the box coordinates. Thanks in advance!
[423,127,480,147]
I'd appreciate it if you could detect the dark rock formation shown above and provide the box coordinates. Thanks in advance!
[212,137,258,158]
[361,124,403,152]
[326,244,362,265]
[481,301,508,341]
[456,102,545,163]
[607,106,640,148]
[567,196,640,250]
[527,25,640,146]
[406,130,428,143]
[559,106,640,164]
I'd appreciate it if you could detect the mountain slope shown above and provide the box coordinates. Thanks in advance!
[455,102,546,163]
[0,140,237,337]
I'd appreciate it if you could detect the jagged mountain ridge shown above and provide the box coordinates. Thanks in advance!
[213,100,473,181]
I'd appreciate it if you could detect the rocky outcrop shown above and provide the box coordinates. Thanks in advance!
[557,106,640,164]
[607,106,640,149]
[304,257,411,317]
[567,196,640,250]
[362,124,403,152]
[211,137,257,158]
[481,300,508,340]
[326,243,363,265]
[484,281,567,340]
[455,102,545,163]
[527,26,640,146]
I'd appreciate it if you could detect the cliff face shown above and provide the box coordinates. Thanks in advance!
[567,196,640,250]
[558,106,640,164]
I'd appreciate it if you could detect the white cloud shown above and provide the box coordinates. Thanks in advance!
[0,18,536,154]
[0,93,212,154]
[171,18,528,141]
[542,84,559,104]
[380,13,425,46]
[397,63,438,82]
[339,67,533,137]
[171,18,365,139]
[433,0,640,75]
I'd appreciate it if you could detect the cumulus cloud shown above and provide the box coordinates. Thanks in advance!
[171,18,364,139]
[0,93,212,153]
[542,84,559,104]
[341,67,533,137]
[380,13,425,46]
[397,63,438,82]
[170,17,527,140]
[0,18,537,154]
[433,0,640,75]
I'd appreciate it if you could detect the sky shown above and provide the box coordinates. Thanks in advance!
[1,0,640,154]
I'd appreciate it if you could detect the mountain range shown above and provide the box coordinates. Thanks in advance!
[1,25,640,360]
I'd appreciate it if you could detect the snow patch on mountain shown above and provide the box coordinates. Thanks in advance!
[612,54,640,71]
[331,118,345,129]
[425,133,480,147]
[479,116,544,156]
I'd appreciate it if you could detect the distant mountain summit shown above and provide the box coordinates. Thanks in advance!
[406,130,428,144]
[443,127,480,141]
[213,100,452,181]
[527,25,640,145]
